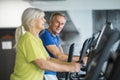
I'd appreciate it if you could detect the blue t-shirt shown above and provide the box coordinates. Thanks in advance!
[39,29,60,75]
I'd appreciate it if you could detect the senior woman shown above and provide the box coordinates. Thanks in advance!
[10,7,81,80]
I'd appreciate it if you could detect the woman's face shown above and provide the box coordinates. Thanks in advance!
[35,17,46,31]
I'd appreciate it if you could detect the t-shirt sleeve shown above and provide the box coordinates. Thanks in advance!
[40,31,55,46]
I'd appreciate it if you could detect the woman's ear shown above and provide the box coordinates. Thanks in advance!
[30,19,35,27]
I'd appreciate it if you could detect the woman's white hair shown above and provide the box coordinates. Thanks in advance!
[14,7,45,48]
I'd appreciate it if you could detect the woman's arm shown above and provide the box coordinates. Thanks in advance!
[34,57,81,72]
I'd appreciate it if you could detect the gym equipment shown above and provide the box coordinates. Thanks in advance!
[66,22,120,80]
[105,40,120,80]
[85,22,120,80]
[65,43,75,80]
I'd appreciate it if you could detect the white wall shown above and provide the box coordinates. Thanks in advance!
[68,10,93,46]
[61,10,92,55]
[0,1,32,28]
[0,0,120,28]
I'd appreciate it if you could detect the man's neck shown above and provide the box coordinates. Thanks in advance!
[48,28,57,37]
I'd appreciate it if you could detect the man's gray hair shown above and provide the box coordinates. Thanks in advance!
[50,12,67,21]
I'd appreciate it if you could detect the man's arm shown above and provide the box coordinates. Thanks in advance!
[46,44,81,62]
[46,45,68,61]
[59,45,64,54]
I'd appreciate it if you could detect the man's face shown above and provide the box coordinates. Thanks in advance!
[50,15,66,35]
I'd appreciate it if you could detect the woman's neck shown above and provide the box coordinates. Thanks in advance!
[29,27,40,38]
